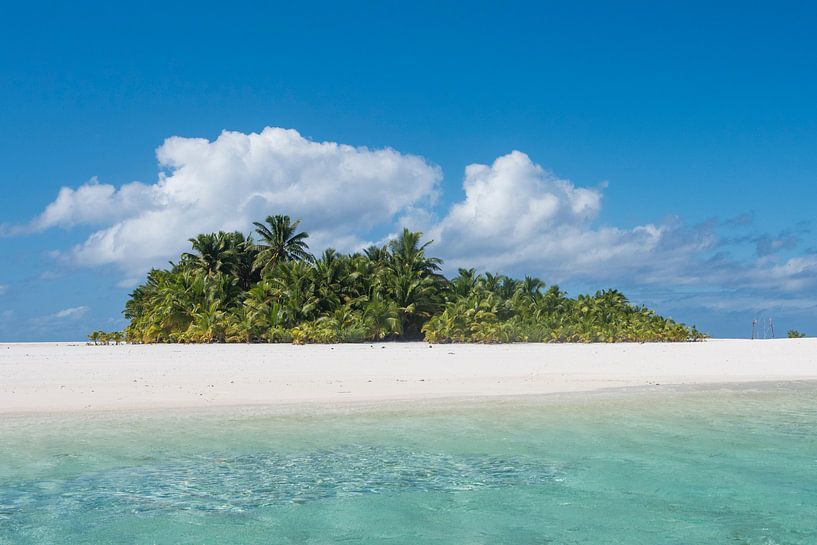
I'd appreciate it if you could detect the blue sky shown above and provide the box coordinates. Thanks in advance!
[1,1,816,340]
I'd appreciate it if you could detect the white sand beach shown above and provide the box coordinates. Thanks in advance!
[1,339,816,414]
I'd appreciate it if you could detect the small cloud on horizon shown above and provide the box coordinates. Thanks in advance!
[50,306,89,320]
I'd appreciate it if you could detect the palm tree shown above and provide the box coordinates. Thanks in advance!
[363,244,390,265]
[181,232,240,277]
[482,273,504,294]
[496,276,519,300]
[380,263,442,338]
[226,306,261,343]
[451,268,478,298]
[269,261,320,323]
[422,306,467,343]
[516,276,545,300]
[375,229,446,337]
[348,252,382,300]
[116,214,707,345]
[185,301,227,343]
[252,215,312,274]
[314,248,351,312]
[228,232,260,290]
[317,305,365,343]
[361,296,402,340]
[388,228,442,275]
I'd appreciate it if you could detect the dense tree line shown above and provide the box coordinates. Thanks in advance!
[88,330,124,345]
[119,215,705,344]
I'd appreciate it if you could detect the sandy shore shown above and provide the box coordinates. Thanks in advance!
[1,339,816,414]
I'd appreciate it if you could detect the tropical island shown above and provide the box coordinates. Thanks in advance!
[111,214,705,344]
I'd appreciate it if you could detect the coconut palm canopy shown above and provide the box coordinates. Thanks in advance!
[119,215,705,344]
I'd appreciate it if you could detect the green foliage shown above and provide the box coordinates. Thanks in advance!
[113,214,705,344]
[421,282,705,343]
[252,215,312,275]
[787,329,807,338]
[87,330,125,345]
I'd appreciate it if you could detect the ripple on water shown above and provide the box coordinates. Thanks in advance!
[1,445,561,524]
[3,385,817,544]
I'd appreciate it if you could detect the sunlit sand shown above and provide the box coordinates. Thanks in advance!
[1,339,815,414]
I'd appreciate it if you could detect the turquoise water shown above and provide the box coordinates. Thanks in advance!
[2,383,817,544]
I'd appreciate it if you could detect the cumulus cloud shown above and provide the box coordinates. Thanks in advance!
[13,129,817,318]
[428,151,713,283]
[430,151,602,255]
[27,127,441,279]
[29,177,154,231]
[425,151,817,312]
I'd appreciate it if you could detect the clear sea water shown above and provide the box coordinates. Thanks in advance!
[1,383,816,544]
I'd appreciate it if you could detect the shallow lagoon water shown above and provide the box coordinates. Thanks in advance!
[2,383,817,544]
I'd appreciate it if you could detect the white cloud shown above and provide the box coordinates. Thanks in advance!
[14,129,817,317]
[764,255,817,291]
[426,152,817,310]
[13,307,92,339]
[51,306,89,319]
[30,127,441,279]
[428,151,713,283]
[30,177,154,231]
